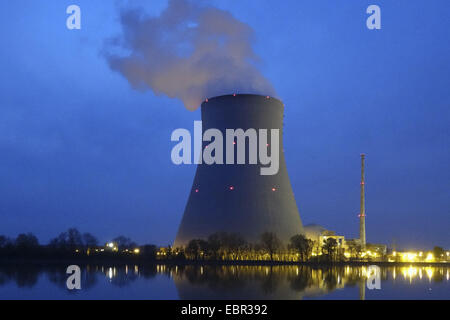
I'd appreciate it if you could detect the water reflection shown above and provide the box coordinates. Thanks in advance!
[173,265,372,299]
[0,264,448,299]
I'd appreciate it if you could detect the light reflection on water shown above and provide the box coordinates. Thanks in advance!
[0,264,448,299]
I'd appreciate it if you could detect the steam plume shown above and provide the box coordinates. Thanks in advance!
[104,0,276,110]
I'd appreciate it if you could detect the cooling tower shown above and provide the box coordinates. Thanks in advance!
[174,94,303,247]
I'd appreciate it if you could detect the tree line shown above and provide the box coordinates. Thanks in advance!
[0,228,157,260]
[1,229,447,263]
[179,232,341,262]
[0,229,340,262]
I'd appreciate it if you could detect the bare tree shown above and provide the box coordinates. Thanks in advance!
[260,232,282,261]
[289,234,313,262]
[185,239,207,260]
[82,233,98,248]
[322,238,338,262]
[113,236,137,250]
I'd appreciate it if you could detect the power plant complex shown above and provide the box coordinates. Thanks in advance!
[174,94,375,253]
[174,94,303,246]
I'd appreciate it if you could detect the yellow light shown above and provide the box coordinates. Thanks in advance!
[134,248,140,254]
[107,242,114,248]
[401,252,417,262]
[402,269,407,279]
[407,266,417,282]
[426,268,433,281]
[425,253,434,262]
[393,251,397,257]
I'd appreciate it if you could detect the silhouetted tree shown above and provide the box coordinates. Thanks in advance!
[219,233,246,260]
[346,241,362,260]
[48,228,83,251]
[140,244,158,260]
[113,236,137,251]
[186,239,208,260]
[260,232,281,261]
[433,246,445,262]
[48,228,94,252]
[289,234,313,262]
[0,235,12,249]
[322,238,338,262]
[67,228,83,249]
[49,231,69,250]
[82,233,98,248]
[207,233,222,260]
[15,233,39,249]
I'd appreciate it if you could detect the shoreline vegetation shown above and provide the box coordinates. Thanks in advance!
[0,257,449,267]
[1,228,448,266]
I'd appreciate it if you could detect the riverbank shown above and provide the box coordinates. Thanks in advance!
[1,257,449,267]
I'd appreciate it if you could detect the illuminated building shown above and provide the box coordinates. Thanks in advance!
[105,242,118,252]
[304,225,344,246]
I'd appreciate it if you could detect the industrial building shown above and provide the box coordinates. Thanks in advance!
[174,95,388,259]
[174,94,304,247]
[303,154,388,259]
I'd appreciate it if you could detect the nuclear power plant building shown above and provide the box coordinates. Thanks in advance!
[174,94,304,247]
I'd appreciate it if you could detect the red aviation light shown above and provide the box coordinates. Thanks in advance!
[272,188,277,192]
[229,186,234,191]
[360,182,365,185]
[266,96,270,99]
[205,98,208,102]
[233,93,236,97]
[195,189,199,193]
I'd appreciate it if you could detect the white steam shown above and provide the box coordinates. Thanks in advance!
[104,0,276,110]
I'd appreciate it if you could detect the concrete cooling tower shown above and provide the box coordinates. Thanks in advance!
[174,94,303,247]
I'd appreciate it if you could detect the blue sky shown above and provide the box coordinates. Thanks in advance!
[0,0,449,249]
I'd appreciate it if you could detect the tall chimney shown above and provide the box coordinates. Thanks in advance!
[359,154,366,247]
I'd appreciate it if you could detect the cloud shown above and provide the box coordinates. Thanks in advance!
[103,0,276,110]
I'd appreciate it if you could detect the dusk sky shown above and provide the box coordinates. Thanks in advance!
[0,0,449,250]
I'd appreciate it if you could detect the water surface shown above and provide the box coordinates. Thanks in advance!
[0,264,448,300]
